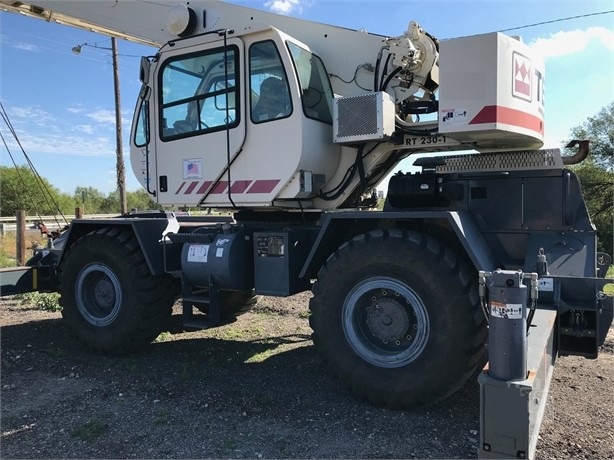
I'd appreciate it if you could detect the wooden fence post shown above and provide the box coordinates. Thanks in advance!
[16,210,26,265]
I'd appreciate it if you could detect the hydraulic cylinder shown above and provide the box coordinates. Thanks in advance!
[487,270,528,381]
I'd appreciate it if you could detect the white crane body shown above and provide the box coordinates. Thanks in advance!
[2,0,544,209]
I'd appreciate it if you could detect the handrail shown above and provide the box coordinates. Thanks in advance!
[0,214,118,223]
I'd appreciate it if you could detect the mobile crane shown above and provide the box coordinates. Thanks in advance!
[1,1,612,458]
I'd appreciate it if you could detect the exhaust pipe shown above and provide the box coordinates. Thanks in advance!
[562,139,590,165]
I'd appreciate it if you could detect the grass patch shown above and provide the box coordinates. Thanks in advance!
[604,265,614,296]
[0,246,16,267]
[16,292,61,311]
[224,438,237,450]
[118,357,142,373]
[0,234,18,268]
[244,348,278,363]
[154,331,173,343]
[216,329,246,340]
[72,420,108,441]
[154,410,171,426]
[0,231,47,268]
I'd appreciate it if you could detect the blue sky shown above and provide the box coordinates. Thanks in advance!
[1,0,613,196]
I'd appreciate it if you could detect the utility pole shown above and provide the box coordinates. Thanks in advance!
[111,37,127,214]
[72,39,127,215]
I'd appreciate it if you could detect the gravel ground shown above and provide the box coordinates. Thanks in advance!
[1,292,613,459]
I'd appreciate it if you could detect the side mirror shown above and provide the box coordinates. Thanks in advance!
[139,56,151,84]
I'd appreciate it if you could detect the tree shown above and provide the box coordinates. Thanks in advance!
[573,159,613,257]
[127,189,159,212]
[73,186,159,214]
[565,102,613,171]
[564,102,614,257]
[0,166,73,216]
[99,191,121,214]
[74,186,107,214]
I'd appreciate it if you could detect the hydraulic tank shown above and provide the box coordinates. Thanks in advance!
[181,229,252,290]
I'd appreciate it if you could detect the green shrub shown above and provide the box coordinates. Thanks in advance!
[16,292,61,312]
[72,420,108,441]
[0,248,16,267]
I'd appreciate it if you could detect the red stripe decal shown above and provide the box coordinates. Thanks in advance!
[178,179,280,195]
[184,181,199,194]
[469,105,543,135]
[247,179,280,194]
[230,180,252,193]
[196,181,213,194]
[211,181,229,194]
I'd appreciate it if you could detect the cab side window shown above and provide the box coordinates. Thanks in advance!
[133,96,149,147]
[287,41,333,124]
[159,46,239,140]
[249,41,292,123]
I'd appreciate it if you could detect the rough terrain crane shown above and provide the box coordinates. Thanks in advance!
[1,1,612,458]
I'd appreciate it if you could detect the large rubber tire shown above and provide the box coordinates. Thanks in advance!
[195,289,260,318]
[309,229,486,408]
[58,227,176,354]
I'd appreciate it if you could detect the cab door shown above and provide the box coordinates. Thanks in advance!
[153,38,246,206]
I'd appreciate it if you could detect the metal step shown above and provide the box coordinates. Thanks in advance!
[181,279,222,329]
[182,295,210,305]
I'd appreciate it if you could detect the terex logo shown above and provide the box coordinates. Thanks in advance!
[512,52,532,102]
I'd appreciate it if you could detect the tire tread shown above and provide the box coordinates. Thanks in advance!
[309,229,486,408]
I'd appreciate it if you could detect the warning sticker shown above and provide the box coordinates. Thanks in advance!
[187,244,209,263]
[537,278,553,292]
[490,301,523,319]
[441,108,468,125]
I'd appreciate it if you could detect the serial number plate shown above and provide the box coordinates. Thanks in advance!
[404,135,459,147]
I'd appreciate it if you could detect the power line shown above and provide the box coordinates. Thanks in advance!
[0,101,68,226]
[498,10,614,33]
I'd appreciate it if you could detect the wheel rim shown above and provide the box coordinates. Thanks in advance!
[75,263,122,327]
[342,276,430,368]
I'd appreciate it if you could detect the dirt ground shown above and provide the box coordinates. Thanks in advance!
[1,292,613,459]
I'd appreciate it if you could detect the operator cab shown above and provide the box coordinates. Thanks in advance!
[130,28,339,209]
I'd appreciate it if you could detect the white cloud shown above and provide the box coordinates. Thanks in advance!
[87,109,117,125]
[7,106,56,129]
[67,107,85,114]
[5,130,117,157]
[530,26,613,59]
[75,124,95,134]
[264,0,304,15]
[14,42,39,52]
[8,106,54,121]
[0,34,39,52]
[85,109,131,126]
